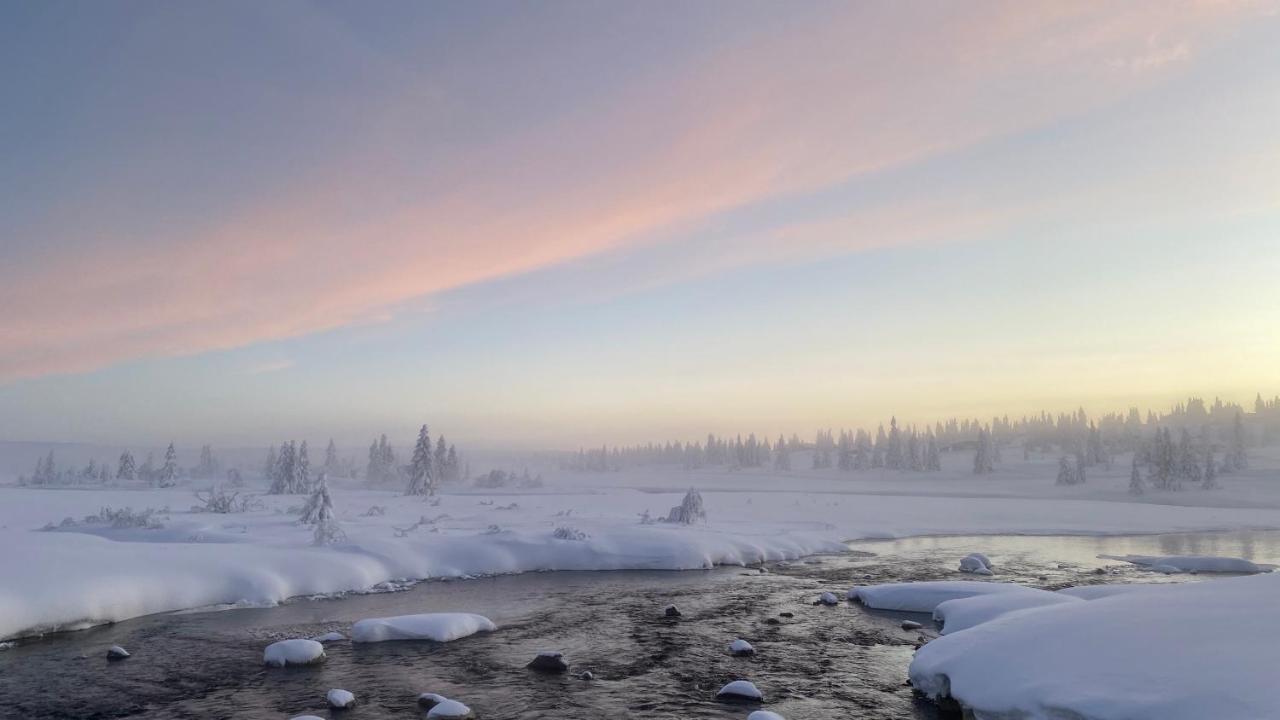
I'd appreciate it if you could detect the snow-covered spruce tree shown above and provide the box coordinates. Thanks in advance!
[1202,448,1218,489]
[138,452,156,485]
[1074,450,1087,484]
[193,444,219,480]
[1176,428,1201,486]
[268,442,293,494]
[296,440,311,493]
[1226,410,1248,472]
[299,472,332,524]
[853,429,871,470]
[871,425,886,468]
[446,444,460,481]
[1128,453,1145,495]
[665,489,706,524]
[886,418,903,470]
[973,428,995,475]
[434,435,448,484]
[263,445,278,485]
[117,451,136,481]
[1055,456,1074,486]
[908,429,924,471]
[926,433,942,472]
[837,431,853,471]
[406,424,435,496]
[323,439,340,478]
[157,442,179,487]
[774,434,791,470]
[310,476,345,546]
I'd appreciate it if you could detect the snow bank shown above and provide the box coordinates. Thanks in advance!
[1055,584,1168,600]
[1099,554,1267,574]
[263,638,325,667]
[933,589,1081,635]
[849,581,1038,613]
[351,613,496,643]
[910,573,1280,719]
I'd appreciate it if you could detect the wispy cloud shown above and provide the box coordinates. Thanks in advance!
[0,0,1267,383]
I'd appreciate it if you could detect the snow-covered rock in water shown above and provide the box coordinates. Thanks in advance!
[579,670,594,680]
[326,688,355,709]
[427,699,473,719]
[729,638,755,656]
[849,581,1039,613]
[748,712,785,720]
[1099,554,1267,574]
[958,553,993,574]
[910,572,1280,720]
[351,613,496,643]
[290,716,325,720]
[311,631,345,643]
[817,591,839,605]
[418,693,448,709]
[527,650,569,673]
[933,589,1082,635]
[664,604,682,617]
[716,680,763,702]
[106,645,130,660]
[263,638,325,667]
[900,620,922,630]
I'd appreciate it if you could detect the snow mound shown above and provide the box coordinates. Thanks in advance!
[817,591,839,605]
[426,698,472,718]
[106,645,130,659]
[326,688,355,708]
[716,680,763,702]
[311,631,345,643]
[849,581,1039,613]
[910,572,1280,720]
[748,712,785,720]
[958,553,993,573]
[933,589,1081,635]
[351,613,496,643]
[263,638,325,667]
[729,638,755,656]
[1099,554,1267,574]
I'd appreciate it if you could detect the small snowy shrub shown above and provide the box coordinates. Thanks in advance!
[193,484,260,513]
[483,524,503,535]
[553,526,589,541]
[89,506,167,529]
[362,505,387,517]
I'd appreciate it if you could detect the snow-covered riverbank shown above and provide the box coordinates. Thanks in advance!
[3,448,1279,641]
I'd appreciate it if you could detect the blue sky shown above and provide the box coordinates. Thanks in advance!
[1,1,1278,449]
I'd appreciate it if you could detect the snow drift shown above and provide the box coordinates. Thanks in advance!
[910,572,1280,720]
[351,613,497,643]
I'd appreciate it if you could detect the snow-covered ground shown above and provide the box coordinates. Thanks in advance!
[1,446,1279,640]
[909,571,1280,720]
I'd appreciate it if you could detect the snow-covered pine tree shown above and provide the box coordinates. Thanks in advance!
[433,435,448,488]
[310,475,345,546]
[871,425,886,468]
[117,451,136,481]
[406,424,434,496]
[158,442,179,487]
[1176,428,1200,486]
[296,440,311,493]
[1226,410,1248,471]
[1055,456,1074,486]
[299,472,331,524]
[323,439,340,478]
[1074,450,1087,484]
[138,452,156,485]
[1202,447,1218,489]
[263,445,278,485]
[446,444,459,482]
[1128,453,1145,495]
[853,429,870,470]
[908,429,923,471]
[886,418,903,470]
[194,445,219,480]
[925,433,941,472]
[774,434,791,470]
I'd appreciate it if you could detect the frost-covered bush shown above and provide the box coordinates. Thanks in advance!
[75,506,167,529]
[664,489,706,524]
[553,526,589,541]
[192,484,260,514]
[362,505,387,517]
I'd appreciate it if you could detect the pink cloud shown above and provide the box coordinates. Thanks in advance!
[0,0,1264,382]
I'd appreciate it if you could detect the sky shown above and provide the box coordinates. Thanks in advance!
[1,0,1279,450]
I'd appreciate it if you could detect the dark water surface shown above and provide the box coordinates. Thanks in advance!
[3,530,1277,719]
